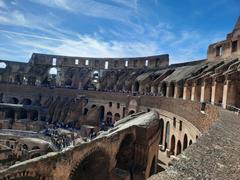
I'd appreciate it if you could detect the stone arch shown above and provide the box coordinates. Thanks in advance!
[14,74,21,84]
[22,144,28,150]
[115,134,135,175]
[128,110,135,115]
[70,149,110,180]
[49,67,57,75]
[149,156,156,177]
[159,118,164,144]
[114,113,120,122]
[65,79,72,86]
[91,104,97,108]
[17,109,27,119]
[133,81,139,92]
[83,108,88,115]
[169,82,175,97]
[161,82,167,96]
[21,98,32,105]
[215,82,224,105]
[8,97,19,104]
[189,140,192,146]
[176,140,181,155]
[0,62,7,69]
[177,81,184,98]
[99,106,105,121]
[165,121,170,149]
[28,76,36,85]
[5,109,15,119]
[183,134,188,150]
[30,111,38,121]
[106,111,113,126]
[170,135,175,155]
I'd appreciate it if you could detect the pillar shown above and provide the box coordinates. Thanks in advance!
[174,85,178,98]
[222,80,229,109]
[200,83,205,102]
[166,85,170,97]
[191,85,196,101]
[183,86,187,100]
[211,81,216,105]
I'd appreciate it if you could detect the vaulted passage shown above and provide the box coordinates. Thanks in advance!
[115,134,135,176]
[70,150,109,180]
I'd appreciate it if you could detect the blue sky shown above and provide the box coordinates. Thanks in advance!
[0,0,239,64]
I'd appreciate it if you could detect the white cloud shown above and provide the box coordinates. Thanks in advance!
[28,0,136,22]
[0,28,162,61]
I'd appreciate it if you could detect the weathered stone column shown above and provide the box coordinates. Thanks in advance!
[222,80,229,108]
[191,85,196,101]
[166,84,170,97]
[174,84,178,98]
[183,85,188,100]
[211,81,216,105]
[200,82,205,102]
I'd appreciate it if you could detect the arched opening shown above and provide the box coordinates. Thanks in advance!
[161,82,167,96]
[114,113,120,122]
[91,104,97,108]
[28,76,36,85]
[128,110,135,115]
[185,85,192,100]
[106,112,113,126]
[104,61,109,69]
[65,79,72,86]
[99,106,105,122]
[165,122,170,150]
[21,98,32,105]
[22,144,28,150]
[176,140,181,155]
[149,156,156,177]
[170,135,175,155]
[177,81,184,98]
[5,109,15,120]
[189,140,192,146]
[30,111,38,121]
[183,134,188,150]
[83,108,88,116]
[17,109,27,119]
[49,67,57,75]
[159,118,164,145]
[204,83,212,103]
[14,74,21,84]
[93,70,99,80]
[169,82,175,97]
[215,82,224,105]
[116,134,135,177]
[8,97,19,104]
[134,81,139,92]
[194,84,201,102]
[0,62,7,69]
[70,150,109,180]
